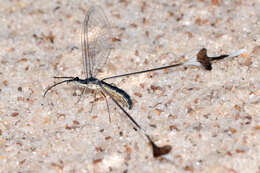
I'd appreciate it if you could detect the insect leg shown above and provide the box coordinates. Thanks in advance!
[101,91,112,123]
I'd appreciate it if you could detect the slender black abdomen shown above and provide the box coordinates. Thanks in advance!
[100,81,133,109]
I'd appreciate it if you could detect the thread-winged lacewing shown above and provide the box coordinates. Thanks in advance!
[44,6,245,157]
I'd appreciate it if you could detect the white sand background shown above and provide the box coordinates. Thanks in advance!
[0,0,260,172]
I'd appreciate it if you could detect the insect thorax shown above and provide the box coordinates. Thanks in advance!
[77,77,102,90]
[85,83,101,90]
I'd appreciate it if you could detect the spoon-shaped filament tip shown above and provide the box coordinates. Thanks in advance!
[145,134,172,157]
[151,141,172,158]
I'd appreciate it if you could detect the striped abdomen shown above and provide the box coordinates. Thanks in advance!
[100,81,133,109]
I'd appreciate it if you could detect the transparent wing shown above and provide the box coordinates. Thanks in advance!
[82,6,112,78]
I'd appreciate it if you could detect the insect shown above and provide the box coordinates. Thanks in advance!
[44,6,173,157]
[44,6,245,157]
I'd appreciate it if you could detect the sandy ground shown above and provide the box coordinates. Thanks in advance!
[0,0,260,172]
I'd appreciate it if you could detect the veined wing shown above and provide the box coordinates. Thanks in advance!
[81,6,111,78]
